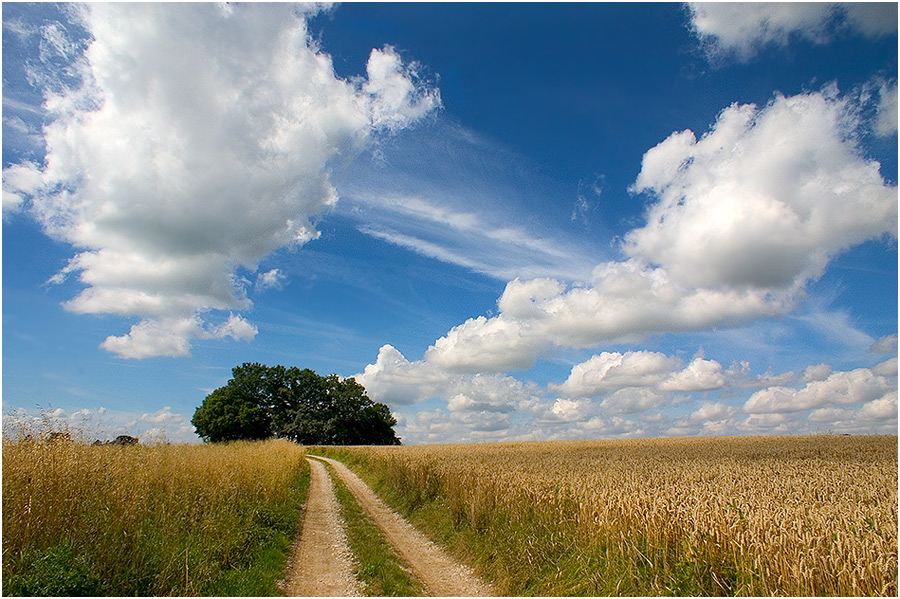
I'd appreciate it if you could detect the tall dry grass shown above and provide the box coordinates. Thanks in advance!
[3,433,307,596]
[325,435,898,596]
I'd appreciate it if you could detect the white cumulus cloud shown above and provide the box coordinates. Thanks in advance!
[871,334,898,354]
[551,351,680,397]
[687,2,897,61]
[420,89,895,373]
[140,406,183,425]
[628,90,897,291]
[744,367,894,413]
[356,343,539,413]
[256,268,287,291]
[4,3,439,359]
[424,314,550,373]
[661,355,726,392]
[858,392,898,420]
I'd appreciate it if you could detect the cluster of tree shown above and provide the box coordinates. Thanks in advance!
[191,363,401,445]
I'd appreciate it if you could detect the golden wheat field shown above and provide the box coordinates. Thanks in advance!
[333,435,898,596]
[2,437,307,595]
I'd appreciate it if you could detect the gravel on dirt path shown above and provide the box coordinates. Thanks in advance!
[282,458,363,597]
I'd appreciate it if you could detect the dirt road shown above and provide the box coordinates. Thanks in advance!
[311,455,494,597]
[282,458,362,597]
[284,455,493,597]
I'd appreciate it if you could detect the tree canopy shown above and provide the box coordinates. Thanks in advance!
[192,363,400,445]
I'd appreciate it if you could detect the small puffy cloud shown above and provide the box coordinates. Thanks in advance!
[424,315,549,372]
[735,412,790,434]
[357,344,538,414]
[101,313,256,359]
[362,45,441,131]
[101,318,204,359]
[660,356,725,392]
[870,334,898,354]
[551,351,680,397]
[255,268,286,291]
[808,407,853,423]
[744,367,893,413]
[858,392,898,420]
[689,401,738,422]
[450,410,511,433]
[689,2,834,59]
[357,344,451,405]
[687,3,897,61]
[7,3,438,358]
[873,357,898,377]
[140,406,183,425]
[799,363,833,384]
[548,398,593,423]
[445,373,539,413]
[600,387,667,415]
[210,313,258,342]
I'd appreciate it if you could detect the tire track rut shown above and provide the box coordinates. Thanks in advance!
[283,458,362,597]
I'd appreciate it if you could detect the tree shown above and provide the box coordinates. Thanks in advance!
[192,363,400,445]
[190,385,271,443]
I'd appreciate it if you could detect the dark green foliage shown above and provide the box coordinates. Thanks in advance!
[191,385,271,443]
[192,363,401,445]
[3,541,106,596]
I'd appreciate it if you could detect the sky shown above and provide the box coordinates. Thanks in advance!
[2,2,897,444]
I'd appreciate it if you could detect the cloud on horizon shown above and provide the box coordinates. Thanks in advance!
[3,405,198,444]
[358,342,897,444]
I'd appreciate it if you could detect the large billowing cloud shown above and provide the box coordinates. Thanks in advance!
[418,89,896,374]
[627,90,897,290]
[2,3,439,358]
[687,2,898,61]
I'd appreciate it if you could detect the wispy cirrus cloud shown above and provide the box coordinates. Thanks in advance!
[336,123,603,284]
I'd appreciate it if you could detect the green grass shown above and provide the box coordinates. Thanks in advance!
[204,469,311,597]
[319,458,425,596]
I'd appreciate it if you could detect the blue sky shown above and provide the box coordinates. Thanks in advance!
[3,2,897,444]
